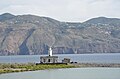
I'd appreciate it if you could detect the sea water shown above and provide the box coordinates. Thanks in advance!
[0,53,120,63]
[0,68,120,79]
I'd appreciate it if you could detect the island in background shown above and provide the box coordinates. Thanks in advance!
[0,13,120,55]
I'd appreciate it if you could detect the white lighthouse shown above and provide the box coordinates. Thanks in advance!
[49,47,52,56]
[40,46,58,63]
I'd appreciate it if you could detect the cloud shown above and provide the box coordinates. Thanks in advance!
[0,0,120,22]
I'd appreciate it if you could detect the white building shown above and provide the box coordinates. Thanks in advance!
[40,47,58,63]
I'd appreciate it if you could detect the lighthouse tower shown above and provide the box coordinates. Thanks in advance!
[49,47,52,56]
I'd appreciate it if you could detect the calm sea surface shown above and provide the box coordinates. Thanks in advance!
[0,68,120,79]
[0,53,120,63]
[0,53,120,79]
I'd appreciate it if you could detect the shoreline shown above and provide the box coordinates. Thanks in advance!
[0,63,74,74]
[72,63,120,68]
[0,63,120,74]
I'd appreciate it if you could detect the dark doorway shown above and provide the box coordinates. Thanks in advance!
[48,59,50,62]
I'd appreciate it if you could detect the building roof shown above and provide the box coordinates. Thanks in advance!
[40,56,58,58]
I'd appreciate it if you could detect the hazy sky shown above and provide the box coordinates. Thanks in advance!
[0,0,120,22]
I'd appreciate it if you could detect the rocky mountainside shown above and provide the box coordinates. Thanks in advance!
[0,13,120,55]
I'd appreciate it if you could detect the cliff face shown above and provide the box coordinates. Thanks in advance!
[0,13,120,55]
